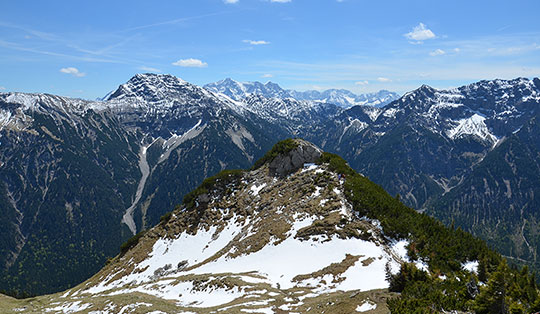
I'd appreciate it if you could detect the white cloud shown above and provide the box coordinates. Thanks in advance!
[172,58,208,68]
[429,49,446,56]
[262,73,273,78]
[243,39,270,45]
[60,67,85,77]
[355,80,369,85]
[139,66,162,73]
[224,0,239,3]
[271,0,291,2]
[0,86,5,90]
[454,48,461,53]
[404,23,436,42]
[377,77,392,82]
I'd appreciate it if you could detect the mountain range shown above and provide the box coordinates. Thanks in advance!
[204,77,400,108]
[2,73,540,298]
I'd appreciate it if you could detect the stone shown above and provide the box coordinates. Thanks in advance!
[268,139,322,177]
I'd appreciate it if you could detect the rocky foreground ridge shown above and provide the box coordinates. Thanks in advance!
[2,139,537,313]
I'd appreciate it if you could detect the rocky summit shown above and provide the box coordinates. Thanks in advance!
[268,139,322,177]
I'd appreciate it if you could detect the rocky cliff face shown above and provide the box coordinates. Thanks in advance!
[268,139,322,176]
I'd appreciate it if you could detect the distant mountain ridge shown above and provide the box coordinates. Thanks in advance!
[204,77,400,108]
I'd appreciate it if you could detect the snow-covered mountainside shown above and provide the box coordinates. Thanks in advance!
[372,77,540,145]
[322,77,540,209]
[292,89,400,108]
[204,78,400,108]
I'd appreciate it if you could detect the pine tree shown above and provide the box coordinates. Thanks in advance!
[474,260,509,314]
[478,256,489,283]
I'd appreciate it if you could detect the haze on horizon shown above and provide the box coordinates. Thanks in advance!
[0,0,539,99]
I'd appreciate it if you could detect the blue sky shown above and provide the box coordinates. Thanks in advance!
[1,0,539,99]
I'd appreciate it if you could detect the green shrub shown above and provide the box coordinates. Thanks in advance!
[182,169,244,209]
[159,212,173,225]
[120,230,147,255]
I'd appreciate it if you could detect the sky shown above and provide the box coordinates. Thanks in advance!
[0,0,539,99]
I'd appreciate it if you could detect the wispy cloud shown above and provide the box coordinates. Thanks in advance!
[0,39,119,63]
[0,22,148,66]
[270,0,291,2]
[224,0,239,3]
[355,80,369,85]
[68,35,138,57]
[121,12,231,32]
[435,34,540,58]
[0,21,59,41]
[0,86,5,90]
[60,67,86,77]
[405,23,436,43]
[377,77,392,82]
[243,39,270,45]
[429,49,446,56]
[262,73,273,78]
[172,58,208,68]
[138,66,162,73]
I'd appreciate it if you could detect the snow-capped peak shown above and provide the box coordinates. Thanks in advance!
[205,78,400,108]
[105,73,189,102]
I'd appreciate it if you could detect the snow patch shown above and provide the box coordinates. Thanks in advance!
[462,260,479,274]
[45,301,91,313]
[356,300,377,312]
[250,183,267,196]
[191,214,401,292]
[225,126,255,160]
[447,114,498,143]
[382,107,399,118]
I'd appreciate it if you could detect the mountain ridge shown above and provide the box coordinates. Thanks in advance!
[204,77,400,108]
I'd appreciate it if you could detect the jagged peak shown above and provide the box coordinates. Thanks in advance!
[416,84,437,93]
[214,77,239,85]
[105,73,190,101]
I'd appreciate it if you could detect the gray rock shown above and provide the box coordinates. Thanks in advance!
[269,139,322,177]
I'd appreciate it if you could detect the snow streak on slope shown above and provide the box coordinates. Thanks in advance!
[158,119,206,163]
[122,143,151,235]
